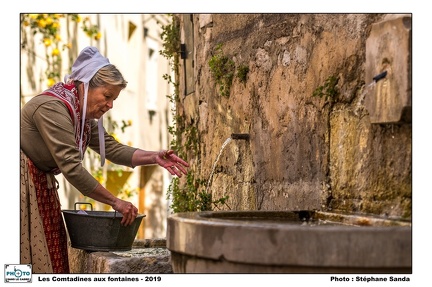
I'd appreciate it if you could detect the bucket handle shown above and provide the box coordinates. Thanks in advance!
[73,202,119,220]
[74,202,93,211]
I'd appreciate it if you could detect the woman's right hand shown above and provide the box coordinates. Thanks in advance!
[112,198,139,226]
[88,183,139,226]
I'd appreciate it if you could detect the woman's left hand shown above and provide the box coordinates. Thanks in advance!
[156,150,189,177]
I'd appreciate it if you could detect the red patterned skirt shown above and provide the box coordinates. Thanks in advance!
[20,150,69,273]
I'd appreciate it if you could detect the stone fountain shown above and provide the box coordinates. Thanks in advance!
[167,133,411,273]
[167,14,412,274]
[167,210,411,273]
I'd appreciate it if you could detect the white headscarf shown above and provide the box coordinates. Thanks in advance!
[64,46,110,166]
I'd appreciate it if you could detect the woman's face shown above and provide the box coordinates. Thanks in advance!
[85,84,122,119]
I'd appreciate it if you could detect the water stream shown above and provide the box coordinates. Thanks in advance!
[354,80,376,116]
[205,137,233,195]
[354,70,387,116]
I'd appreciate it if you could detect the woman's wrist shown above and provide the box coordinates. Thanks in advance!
[132,149,169,166]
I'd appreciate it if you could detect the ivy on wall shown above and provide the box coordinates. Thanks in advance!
[208,43,250,97]
[160,15,230,213]
[312,75,340,102]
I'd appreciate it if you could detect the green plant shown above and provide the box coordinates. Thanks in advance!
[236,64,249,84]
[167,173,204,213]
[159,14,181,70]
[115,183,138,200]
[209,43,235,97]
[160,16,229,212]
[167,173,230,213]
[160,14,181,153]
[312,75,339,102]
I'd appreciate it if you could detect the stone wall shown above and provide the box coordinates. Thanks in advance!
[176,14,411,218]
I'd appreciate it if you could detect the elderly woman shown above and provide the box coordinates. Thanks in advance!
[20,46,189,273]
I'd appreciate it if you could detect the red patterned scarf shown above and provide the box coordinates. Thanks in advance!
[41,82,91,161]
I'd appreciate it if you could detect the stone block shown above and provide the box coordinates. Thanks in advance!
[88,248,172,274]
[68,239,172,274]
[364,15,412,124]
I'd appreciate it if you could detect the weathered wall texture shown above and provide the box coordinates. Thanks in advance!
[177,14,411,218]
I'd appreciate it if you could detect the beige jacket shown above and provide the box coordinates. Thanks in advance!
[20,95,137,195]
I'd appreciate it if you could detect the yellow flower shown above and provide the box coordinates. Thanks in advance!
[47,78,55,87]
[45,17,53,26]
[55,34,61,41]
[37,19,46,28]
[51,48,60,56]
[94,31,102,41]
[52,22,60,29]
[75,15,82,22]
[127,120,132,126]
[23,20,30,26]
[29,14,38,20]
[43,38,52,47]
[64,42,72,49]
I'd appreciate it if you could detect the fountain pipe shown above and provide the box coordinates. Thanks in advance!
[231,133,250,140]
[373,70,387,82]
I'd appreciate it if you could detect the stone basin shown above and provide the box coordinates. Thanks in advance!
[167,210,411,273]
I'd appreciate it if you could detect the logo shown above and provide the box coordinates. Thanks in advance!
[4,264,32,283]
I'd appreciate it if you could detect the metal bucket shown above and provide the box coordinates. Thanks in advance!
[62,202,145,251]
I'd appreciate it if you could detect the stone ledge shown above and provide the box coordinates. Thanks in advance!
[69,238,172,274]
